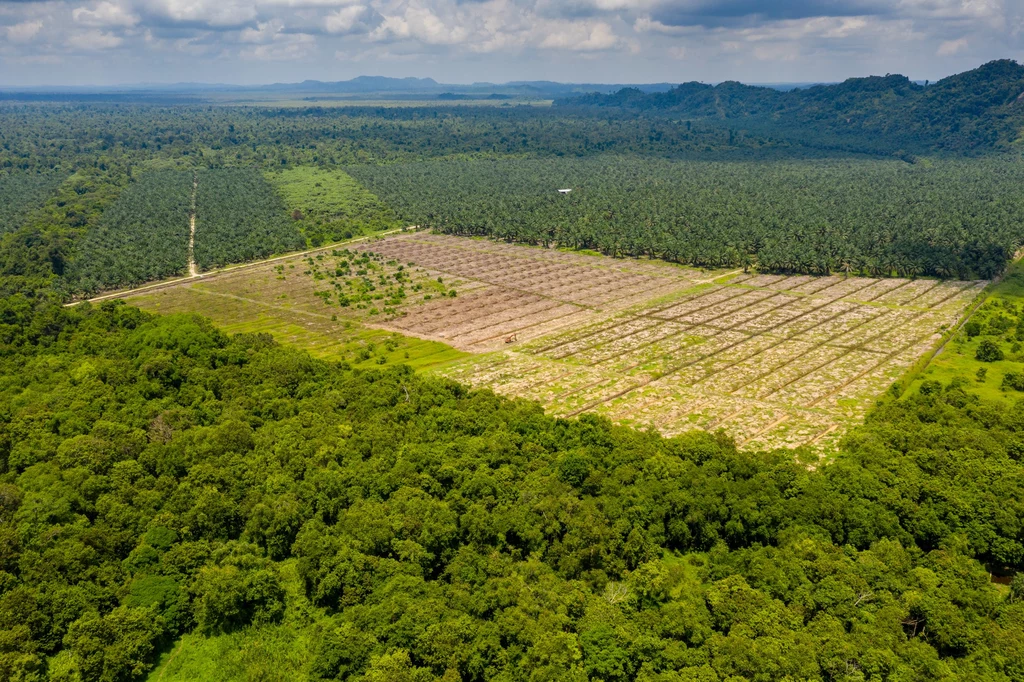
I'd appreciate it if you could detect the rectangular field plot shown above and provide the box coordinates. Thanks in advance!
[115,231,983,453]
[375,234,984,452]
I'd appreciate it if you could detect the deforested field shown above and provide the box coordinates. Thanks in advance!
[118,231,984,452]
[354,233,984,451]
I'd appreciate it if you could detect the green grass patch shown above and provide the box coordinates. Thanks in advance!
[266,167,402,248]
[129,286,468,374]
[907,259,1024,401]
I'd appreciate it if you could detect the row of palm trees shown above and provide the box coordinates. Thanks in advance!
[350,156,1023,280]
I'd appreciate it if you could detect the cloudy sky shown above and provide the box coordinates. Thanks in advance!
[1,0,1021,86]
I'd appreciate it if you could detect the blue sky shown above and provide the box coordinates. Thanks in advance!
[0,0,1021,86]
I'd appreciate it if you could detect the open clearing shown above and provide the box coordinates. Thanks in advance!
[121,232,985,451]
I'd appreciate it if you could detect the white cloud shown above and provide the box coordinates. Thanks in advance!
[239,20,316,58]
[324,4,370,34]
[633,17,692,36]
[937,36,968,55]
[6,21,44,44]
[67,29,125,50]
[141,0,259,28]
[370,4,469,46]
[73,2,140,28]
[539,21,619,51]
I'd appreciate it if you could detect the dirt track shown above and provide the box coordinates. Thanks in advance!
[188,173,198,278]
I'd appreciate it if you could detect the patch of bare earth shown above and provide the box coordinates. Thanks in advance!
[362,234,983,452]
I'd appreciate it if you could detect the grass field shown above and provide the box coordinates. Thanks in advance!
[266,167,402,247]
[126,243,468,372]
[117,232,985,453]
[906,258,1024,402]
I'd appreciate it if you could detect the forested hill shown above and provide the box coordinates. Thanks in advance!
[559,60,1024,155]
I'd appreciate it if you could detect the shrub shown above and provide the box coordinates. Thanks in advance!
[1002,371,1024,392]
[976,339,1004,362]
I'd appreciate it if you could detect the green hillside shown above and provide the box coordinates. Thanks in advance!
[561,60,1024,156]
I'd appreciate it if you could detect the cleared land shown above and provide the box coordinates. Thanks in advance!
[124,241,469,372]
[120,232,984,451]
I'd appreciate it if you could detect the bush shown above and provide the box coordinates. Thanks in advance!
[1002,371,1024,392]
[64,607,165,682]
[189,549,285,635]
[976,339,1004,362]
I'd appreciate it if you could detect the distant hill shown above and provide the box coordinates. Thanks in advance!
[0,77,680,101]
[261,76,442,93]
[558,60,1024,155]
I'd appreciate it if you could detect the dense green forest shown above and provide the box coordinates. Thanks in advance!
[62,171,193,294]
[348,157,1024,279]
[561,60,1024,156]
[192,169,305,271]
[0,298,1019,681]
[0,102,783,175]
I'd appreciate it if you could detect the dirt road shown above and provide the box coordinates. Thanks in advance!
[188,173,198,278]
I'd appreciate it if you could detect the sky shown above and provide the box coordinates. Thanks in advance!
[0,0,1022,86]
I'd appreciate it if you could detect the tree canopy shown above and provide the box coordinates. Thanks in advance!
[0,298,1020,681]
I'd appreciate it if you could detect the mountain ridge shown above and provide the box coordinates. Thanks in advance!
[557,59,1024,155]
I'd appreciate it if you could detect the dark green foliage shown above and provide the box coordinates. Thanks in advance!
[0,167,128,299]
[0,302,1021,680]
[63,607,165,682]
[0,172,65,236]
[64,171,193,294]
[1003,372,1024,392]
[190,544,285,634]
[192,169,305,270]
[309,621,376,680]
[977,339,1004,362]
[350,156,1024,279]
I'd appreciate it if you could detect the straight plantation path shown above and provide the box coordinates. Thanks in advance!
[188,172,198,278]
